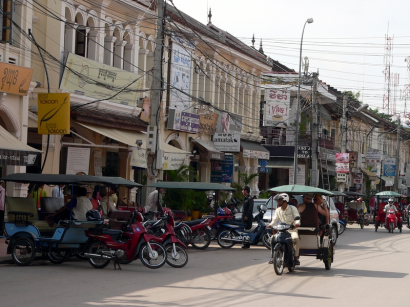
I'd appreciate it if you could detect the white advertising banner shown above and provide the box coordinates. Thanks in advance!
[169,43,192,111]
[289,164,306,185]
[66,147,90,175]
[213,132,241,152]
[264,89,290,126]
[162,152,186,170]
[243,149,270,160]
[130,148,147,169]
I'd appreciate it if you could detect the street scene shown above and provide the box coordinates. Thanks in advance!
[1,0,410,306]
[1,225,409,307]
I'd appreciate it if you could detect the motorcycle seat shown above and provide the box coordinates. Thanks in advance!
[102,229,122,236]
[243,229,253,233]
[184,219,206,226]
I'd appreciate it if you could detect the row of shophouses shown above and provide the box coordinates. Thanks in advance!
[1,0,408,204]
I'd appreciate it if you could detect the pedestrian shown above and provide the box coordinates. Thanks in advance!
[0,181,5,235]
[241,185,254,248]
[52,184,65,199]
[30,183,47,209]
[145,188,164,219]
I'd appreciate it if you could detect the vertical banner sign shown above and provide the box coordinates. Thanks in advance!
[384,158,396,176]
[169,43,192,110]
[211,154,234,183]
[335,152,350,174]
[93,150,102,176]
[66,147,90,175]
[289,165,306,185]
[38,93,70,134]
[348,151,358,168]
[264,89,290,126]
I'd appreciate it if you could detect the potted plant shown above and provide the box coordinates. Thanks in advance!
[191,191,207,219]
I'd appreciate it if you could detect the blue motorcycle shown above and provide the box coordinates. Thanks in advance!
[216,205,270,249]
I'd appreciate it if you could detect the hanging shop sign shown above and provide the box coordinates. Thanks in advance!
[365,151,381,165]
[348,151,358,168]
[130,148,147,169]
[289,165,306,185]
[264,89,290,126]
[335,163,349,174]
[162,152,186,170]
[213,132,240,152]
[243,149,270,160]
[169,43,192,111]
[60,53,143,106]
[353,172,363,193]
[336,173,347,183]
[167,109,200,133]
[335,153,350,163]
[211,154,234,183]
[198,110,219,135]
[66,147,90,175]
[384,157,396,177]
[298,146,311,158]
[37,93,70,135]
[215,112,242,134]
[0,150,38,167]
[0,62,33,96]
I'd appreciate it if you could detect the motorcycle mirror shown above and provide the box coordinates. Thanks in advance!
[294,216,300,221]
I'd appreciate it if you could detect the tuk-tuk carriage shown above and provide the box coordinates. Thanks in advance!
[374,191,403,233]
[344,201,369,229]
[0,173,141,266]
[268,185,334,274]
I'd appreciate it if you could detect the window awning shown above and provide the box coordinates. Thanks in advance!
[192,139,224,161]
[380,176,394,186]
[321,163,336,176]
[241,140,270,159]
[0,125,41,166]
[361,168,378,180]
[75,122,189,154]
[266,158,294,169]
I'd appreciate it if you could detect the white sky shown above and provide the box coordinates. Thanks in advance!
[170,0,410,116]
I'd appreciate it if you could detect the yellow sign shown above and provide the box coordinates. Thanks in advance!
[0,62,33,96]
[38,93,70,134]
[60,53,143,106]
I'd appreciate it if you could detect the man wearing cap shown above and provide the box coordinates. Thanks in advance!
[267,193,301,265]
[241,185,254,249]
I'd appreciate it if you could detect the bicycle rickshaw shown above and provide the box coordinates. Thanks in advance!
[374,191,403,233]
[0,173,141,266]
[268,185,335,273]
[344,201,369,229]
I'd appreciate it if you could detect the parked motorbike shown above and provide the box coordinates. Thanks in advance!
[216,205,270,249]
[144,212,189,268]
[204,206,235,240]
[182,218,213,250]
[84,210,167,270]
[270,216,300,275]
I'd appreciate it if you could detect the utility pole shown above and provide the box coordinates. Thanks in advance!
[148,0,165,171]
[338,94,348,192]
[311,72,319,187]
[394,117,401,192]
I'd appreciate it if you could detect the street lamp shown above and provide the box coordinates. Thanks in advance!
[292,18,314,185]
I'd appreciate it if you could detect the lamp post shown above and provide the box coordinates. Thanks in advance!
[292,18,314,185]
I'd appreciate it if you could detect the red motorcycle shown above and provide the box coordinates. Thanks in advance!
[84,210,167,270]
[181,217,213,250]
[385,208,401,233]
[144,211,189,268]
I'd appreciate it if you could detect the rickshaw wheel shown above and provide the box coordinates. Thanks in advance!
[12,237,36,266]
[47,249,71,264]
[324,242,333,270]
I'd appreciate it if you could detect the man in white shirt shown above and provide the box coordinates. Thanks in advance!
[145,188,164,218]
[267,193,301,265]
[52,185,64,199]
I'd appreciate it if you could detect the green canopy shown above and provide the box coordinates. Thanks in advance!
[268,185,334,196]
[150,182,234,191]
[94,176,142,188]
[375,191,402,197]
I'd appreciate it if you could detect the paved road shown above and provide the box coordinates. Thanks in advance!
[1,224,409,307]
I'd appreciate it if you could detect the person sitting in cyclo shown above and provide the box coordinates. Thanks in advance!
[266,193,301,265]
[298,194,329,234]
[383,198,397,225]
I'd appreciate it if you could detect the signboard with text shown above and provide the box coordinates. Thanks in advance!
[213,132,240,152]
[211,154,234,183]
[384,158,396,177]
[38,93,70,135]
[0,62,33,96]
[298,146,311,158]
[167,109,200,133]
[264,89,290,126]
[289,165,306,185]
[198,110,219,135]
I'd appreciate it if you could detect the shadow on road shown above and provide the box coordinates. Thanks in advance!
[294,267,407,279]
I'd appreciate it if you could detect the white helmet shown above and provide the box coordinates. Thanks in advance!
[388,198,394,204]
[278,193,289,202]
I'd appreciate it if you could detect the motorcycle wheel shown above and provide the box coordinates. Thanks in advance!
[191,229,211,250]
[165,243,188,268]
[47,249,71,264]
[262,233,271,249]
[88,241,111,269]
[338,223,345,235]
[390,223,394,233]
[331,225,338,246]
[175,224,192,246]
[217,229,236,249]
[12,237,36,266]
[324,242,333,270]
[273,248,284,275]
[210,228,217,240]
[139,242,167,269]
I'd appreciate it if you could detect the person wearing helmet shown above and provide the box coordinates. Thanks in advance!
[267,193,301,265]
[383,198,397,225]
[241,185,254,248]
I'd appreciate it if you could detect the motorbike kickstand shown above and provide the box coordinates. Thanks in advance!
[114,261,122,270]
